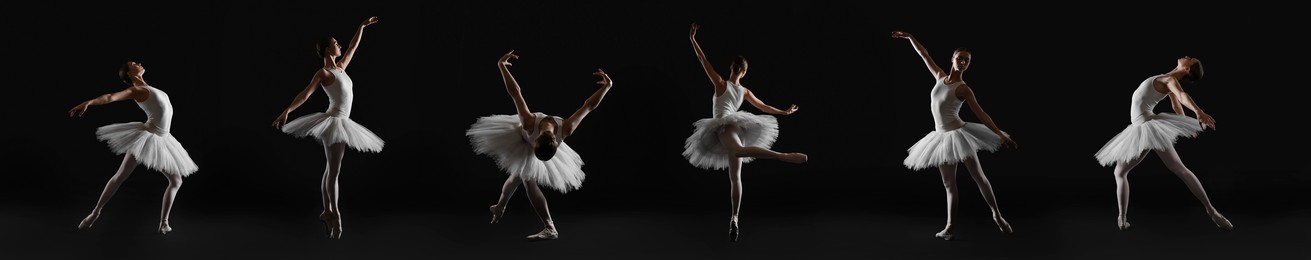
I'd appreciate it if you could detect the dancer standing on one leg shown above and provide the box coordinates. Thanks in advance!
[272,16,383,239]
[685,23,809,242]
[468,50,615,241]
[892,31,1016,240]
[70,61,198,235]
[1094,56,1232,231]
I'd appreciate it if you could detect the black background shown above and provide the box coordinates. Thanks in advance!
[6,1,1308,259]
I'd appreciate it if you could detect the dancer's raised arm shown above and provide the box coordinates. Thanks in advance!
[338,16,378,70]
[690,23,727,93]
[892,30,947,80]
[498,50,536,128]
[560,68,614,139]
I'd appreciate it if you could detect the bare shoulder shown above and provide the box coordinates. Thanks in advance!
[316,68,335,85]
[955,82,975,99]
[127,86,150,102]
[1154,75,1180,93]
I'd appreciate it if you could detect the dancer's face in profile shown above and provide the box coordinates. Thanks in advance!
[951,50,971,72]
[323,38,342,58]
[1176,56,1203,83]
[1176,56,1198,69]
[120,61,145,84]
[126,61,145,76]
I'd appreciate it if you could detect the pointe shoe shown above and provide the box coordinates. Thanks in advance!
[781,153,808,164]
[526,228,559,241]
[321,212,343,239]
[1117,216,1131,231]
[78,212,100,230]
[158,222,173,235]
[729,219,740,242]
[329,214,343,239]
[489,205,505,224]
[1209,211,1233,231]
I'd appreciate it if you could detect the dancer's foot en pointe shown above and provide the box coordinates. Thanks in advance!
[489,204,505,224]
[780,153,808,164]
[158,221,172,235]
[526,227,559,241]
[935,225,954,241]
[1208,210,1233,231]
[1117,215,1131,231]
[78,211,101,230]
[729,217,740,242]
[320,212,343,239]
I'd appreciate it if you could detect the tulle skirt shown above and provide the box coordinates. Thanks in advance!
[96,123,198,176]
[467,115,585,193]
[1095,113,1202,166]
[903,122,1006,170]
[682,111,781,170]
[282,113,385,153]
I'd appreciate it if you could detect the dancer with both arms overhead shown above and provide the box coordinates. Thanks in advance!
[468,50,615,241]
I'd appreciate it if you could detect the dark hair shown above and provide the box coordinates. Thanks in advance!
[316,37,336,57]
[1186,60,1204,82]
[534,134,558,161]
[729,55,748,73]
[954,47,971,55]
[118,61,133,84]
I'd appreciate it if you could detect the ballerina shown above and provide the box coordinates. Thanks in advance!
[467,50,615,241]
[272,16,382,239]
[1094,56,1233,231]
[892,30,1016,240]
[69,61,198,235]
[685,23,808,242]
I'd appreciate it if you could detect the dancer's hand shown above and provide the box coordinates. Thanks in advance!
[272,112,289,129]
[68,102,90,117]
[891,30,913,39]
[593,68,613,87]
[689,23,699,39]
[499,50,519,67]
[1000,135,1018,149]
[1197,112,1216,130]
[782,104,799,115]
[361,16,379,27]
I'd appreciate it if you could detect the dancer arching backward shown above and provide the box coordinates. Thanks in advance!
[1094,56,1233,231]
[70,61,198,235]
[272,16,382,239]
[686,23,808,242]
[892,30,1016,241]
[468,50,615,241]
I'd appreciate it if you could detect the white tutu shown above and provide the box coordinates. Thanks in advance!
[282,113,384,153]
[682,111,781,170]
[903,122,1006,170]
[1095,113,1202,166]
[96,122,198,176]
[467,114,585,193]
